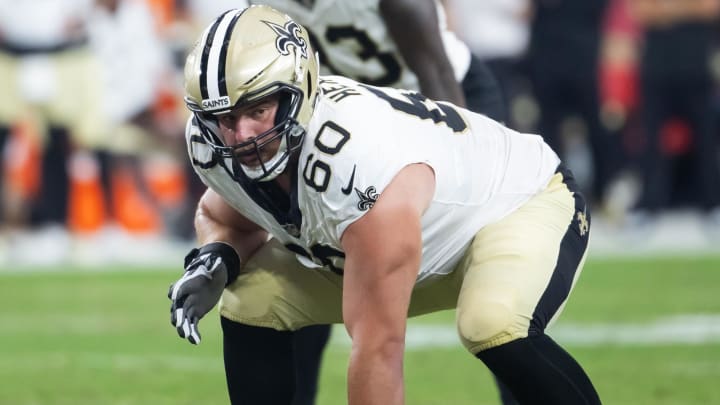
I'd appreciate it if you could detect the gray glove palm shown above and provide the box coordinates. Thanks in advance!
[168,242,240,345]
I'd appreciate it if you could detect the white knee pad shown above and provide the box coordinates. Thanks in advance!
[456,302,528,354]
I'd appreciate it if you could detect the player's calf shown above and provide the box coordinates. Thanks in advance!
[475,334,601,405]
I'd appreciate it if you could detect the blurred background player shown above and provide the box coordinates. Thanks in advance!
[247,0,505,122]
[443,0,532,131]
[0,0,100,261]
[85,0,189,249]
[0,0,188,264]
[524,0,623,209]
[626,0,720,229]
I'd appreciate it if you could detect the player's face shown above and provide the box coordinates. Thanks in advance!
[217,95,281,168]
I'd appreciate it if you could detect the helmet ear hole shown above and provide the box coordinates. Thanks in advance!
[274,92,292,126]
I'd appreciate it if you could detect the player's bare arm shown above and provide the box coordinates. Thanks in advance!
[341,163,435,405]
[194,188,268,263]
[379,0,465,106]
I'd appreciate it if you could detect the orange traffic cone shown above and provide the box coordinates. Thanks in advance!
[111,164,161,234]
[67,152,106,234]
[144,157,187,209]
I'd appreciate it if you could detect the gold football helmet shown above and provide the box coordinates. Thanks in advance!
[184,5,320,181]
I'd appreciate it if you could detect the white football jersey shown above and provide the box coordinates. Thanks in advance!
[247,0,471,90]
[187,76,560,284]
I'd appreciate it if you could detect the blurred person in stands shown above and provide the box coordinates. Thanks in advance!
[182,0,510,403]
[527,0,621,208]
[627,0,720,227]
[167,6,600,404]
[86,0,188,246]
[444,0,532,131]
[589,0,646,223]
[0,0,99,262]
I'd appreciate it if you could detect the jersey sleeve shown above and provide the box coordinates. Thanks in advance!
[302,82,437,241]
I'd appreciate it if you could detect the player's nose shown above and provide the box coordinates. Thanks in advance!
[229,116,258,144]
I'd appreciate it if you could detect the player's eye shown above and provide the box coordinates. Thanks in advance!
[250,106,269,119]
[218,115,235,127]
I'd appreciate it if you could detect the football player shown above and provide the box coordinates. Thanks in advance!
[181,1,510,404]
[169,6,600,405]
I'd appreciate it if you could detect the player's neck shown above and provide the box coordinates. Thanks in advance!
[274,172,291,193]
[273,154,300,193]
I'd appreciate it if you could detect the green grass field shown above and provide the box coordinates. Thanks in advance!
[1,255,719,405]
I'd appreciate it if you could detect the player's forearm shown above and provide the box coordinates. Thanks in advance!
[343,259,413,405]
[347,340,405,405]
[341,165,430,404]
[380,0,466,106]
[195,212,263,257]
[194,197,268,265]
[416,70,466,106]
[343,260,414,405]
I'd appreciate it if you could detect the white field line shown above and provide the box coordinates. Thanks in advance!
[3,314,720,350]
[0,351,222,372]
[330,314,720,349]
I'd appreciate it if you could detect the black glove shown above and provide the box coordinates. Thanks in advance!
[168,242,240,344]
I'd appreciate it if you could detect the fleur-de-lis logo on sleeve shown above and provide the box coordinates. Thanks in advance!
[355,186,379,211]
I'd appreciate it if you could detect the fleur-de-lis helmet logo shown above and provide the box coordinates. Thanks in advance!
[263,20,308,59]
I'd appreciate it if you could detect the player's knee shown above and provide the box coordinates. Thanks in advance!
[456,302,519,354]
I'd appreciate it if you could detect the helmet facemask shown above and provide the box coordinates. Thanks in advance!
[188,86,306,182]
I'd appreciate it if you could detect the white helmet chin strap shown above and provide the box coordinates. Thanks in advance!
[240,136,289,181]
